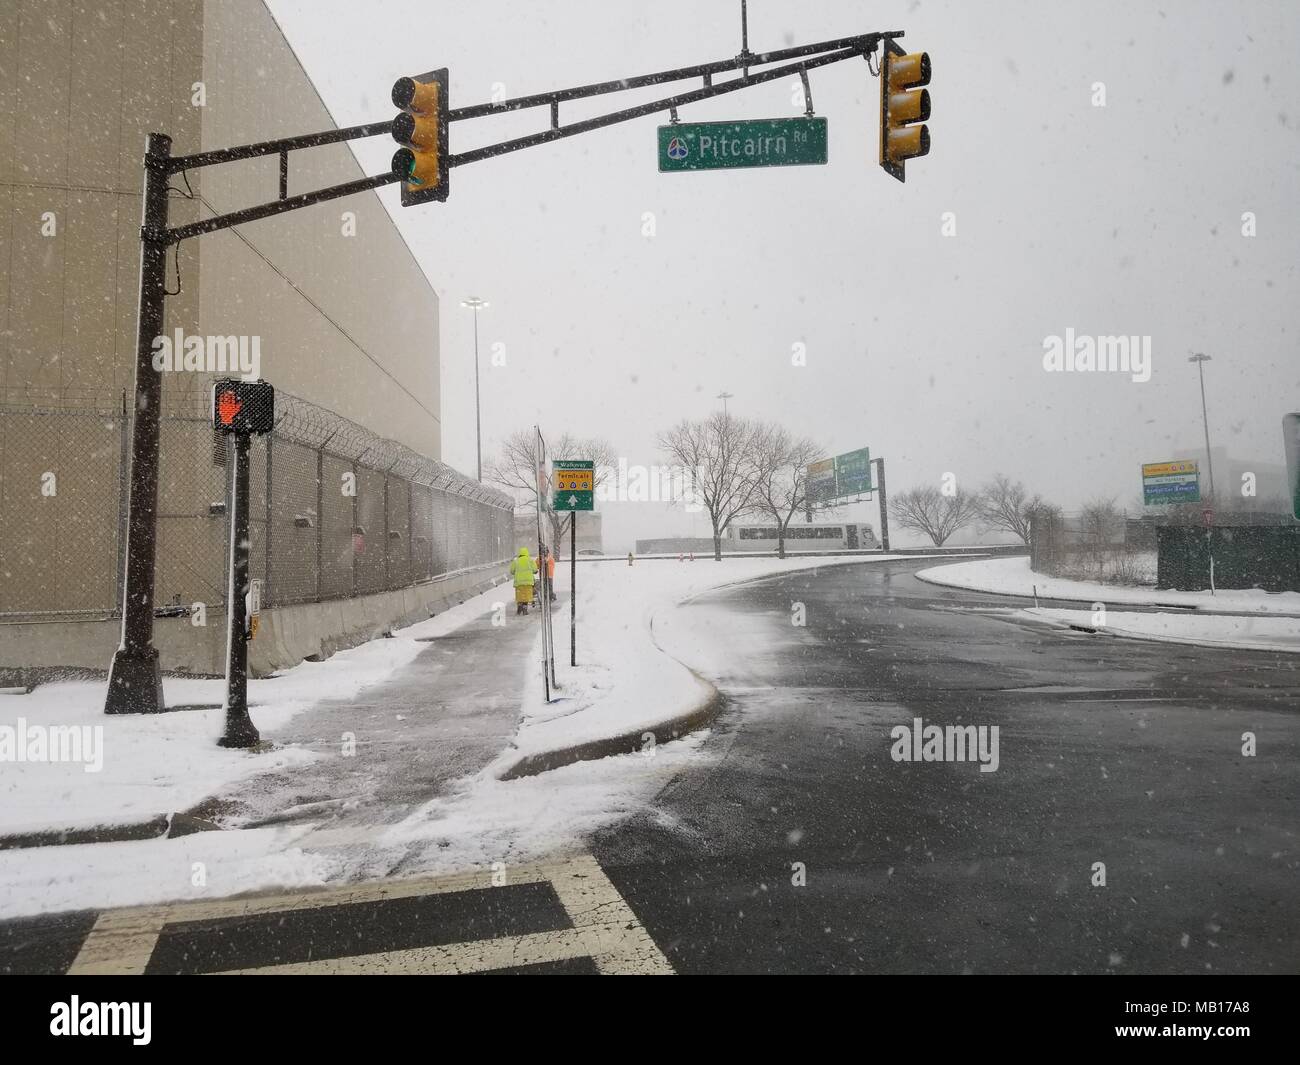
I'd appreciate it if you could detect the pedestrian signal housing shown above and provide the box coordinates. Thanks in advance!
[212,379,275,435]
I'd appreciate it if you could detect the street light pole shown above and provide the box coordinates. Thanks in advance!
[461,297,489,481]
[1189,353,1216,500]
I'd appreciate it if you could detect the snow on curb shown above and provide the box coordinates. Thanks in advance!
[492,554,936,779]
[916,555,1300,616]
[1022,607,1300,655]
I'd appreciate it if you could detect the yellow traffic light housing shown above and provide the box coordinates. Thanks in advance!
[879,40,930,182]
[392,68,449,205]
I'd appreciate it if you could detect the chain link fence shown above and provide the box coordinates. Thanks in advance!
[1029,508,1154,585]
[1029,504,1297,586]
[0,387,513,619]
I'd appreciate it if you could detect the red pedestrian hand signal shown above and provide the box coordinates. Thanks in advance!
[212,379,274,435]
[217,390,242,426]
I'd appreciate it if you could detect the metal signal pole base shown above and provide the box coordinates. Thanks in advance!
[217,716,261,749]
[104,647,165,715]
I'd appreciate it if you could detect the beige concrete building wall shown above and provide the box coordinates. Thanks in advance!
[0,0,206,396]
[1,0,207,615]
[0,0,437,442]
[196,0,440,459]
[1,0,443,621]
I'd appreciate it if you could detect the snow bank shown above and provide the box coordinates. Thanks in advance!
[917,556,1300,615]
[0,827,334,919]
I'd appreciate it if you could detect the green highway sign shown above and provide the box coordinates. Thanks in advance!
[1284,414,1300,520]
[834,448,873,496]
[553,459,595,512]
[809,447,872,502]
[658,117,828,172]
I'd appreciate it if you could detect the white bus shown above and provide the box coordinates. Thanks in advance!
[727,522,878,551]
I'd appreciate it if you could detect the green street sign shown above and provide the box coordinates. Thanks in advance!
[658,117,828,172]
[834,448,873,496]
[553,459,595,512]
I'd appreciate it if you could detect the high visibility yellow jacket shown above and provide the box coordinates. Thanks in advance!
[509,548,538,587]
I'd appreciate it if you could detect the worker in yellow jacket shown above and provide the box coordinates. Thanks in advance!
[509,547,539,615]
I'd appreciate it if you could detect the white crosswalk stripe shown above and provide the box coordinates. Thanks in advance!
[68,853,672,976]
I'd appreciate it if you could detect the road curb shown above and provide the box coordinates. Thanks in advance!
[0,815,169,852]
[1022,609,1300,655]
[497,678,726,781]
[913,565,1300,618]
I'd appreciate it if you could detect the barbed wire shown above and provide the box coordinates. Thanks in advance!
[1,385,512,510]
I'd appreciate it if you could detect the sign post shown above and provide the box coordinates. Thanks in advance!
[875,456,889,552]
[212,379,275,749]
[553,460,594,667]
[570,513,577,666]
[534,428,551,703]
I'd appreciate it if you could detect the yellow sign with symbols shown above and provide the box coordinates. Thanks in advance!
[553,470,594,492]
[553,461,595,511]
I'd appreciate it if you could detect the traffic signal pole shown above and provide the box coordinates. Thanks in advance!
[105,133,173,715]
[104,131,401,716]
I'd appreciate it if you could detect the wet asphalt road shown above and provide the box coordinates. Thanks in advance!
[592,559,1300,974]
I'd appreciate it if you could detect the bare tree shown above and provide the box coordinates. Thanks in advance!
[746,425,826,559]
[976,474,1042,545]
[484,429,616,551]
[1078,496,1122,581]
[658,412,763,560]
[889,484,979,547]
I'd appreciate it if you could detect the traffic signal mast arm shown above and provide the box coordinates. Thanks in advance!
[441,31,900,169]
[151,29,908,243]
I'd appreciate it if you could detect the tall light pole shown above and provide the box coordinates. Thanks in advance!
[1188,352,1216,500]
[716,391,734,417]
[461,297,489,480]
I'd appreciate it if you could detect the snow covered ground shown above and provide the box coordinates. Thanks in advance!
[0,552,938,918]
[0,739,711,919]
[0,584,512,839]
[491,553,936,773]
[1022,607,1300,654]
[917,555,1300,615]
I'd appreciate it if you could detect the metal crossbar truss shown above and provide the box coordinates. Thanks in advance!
[161,30,901,243]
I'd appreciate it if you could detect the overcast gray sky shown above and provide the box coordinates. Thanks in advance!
[267,0,1299,549]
